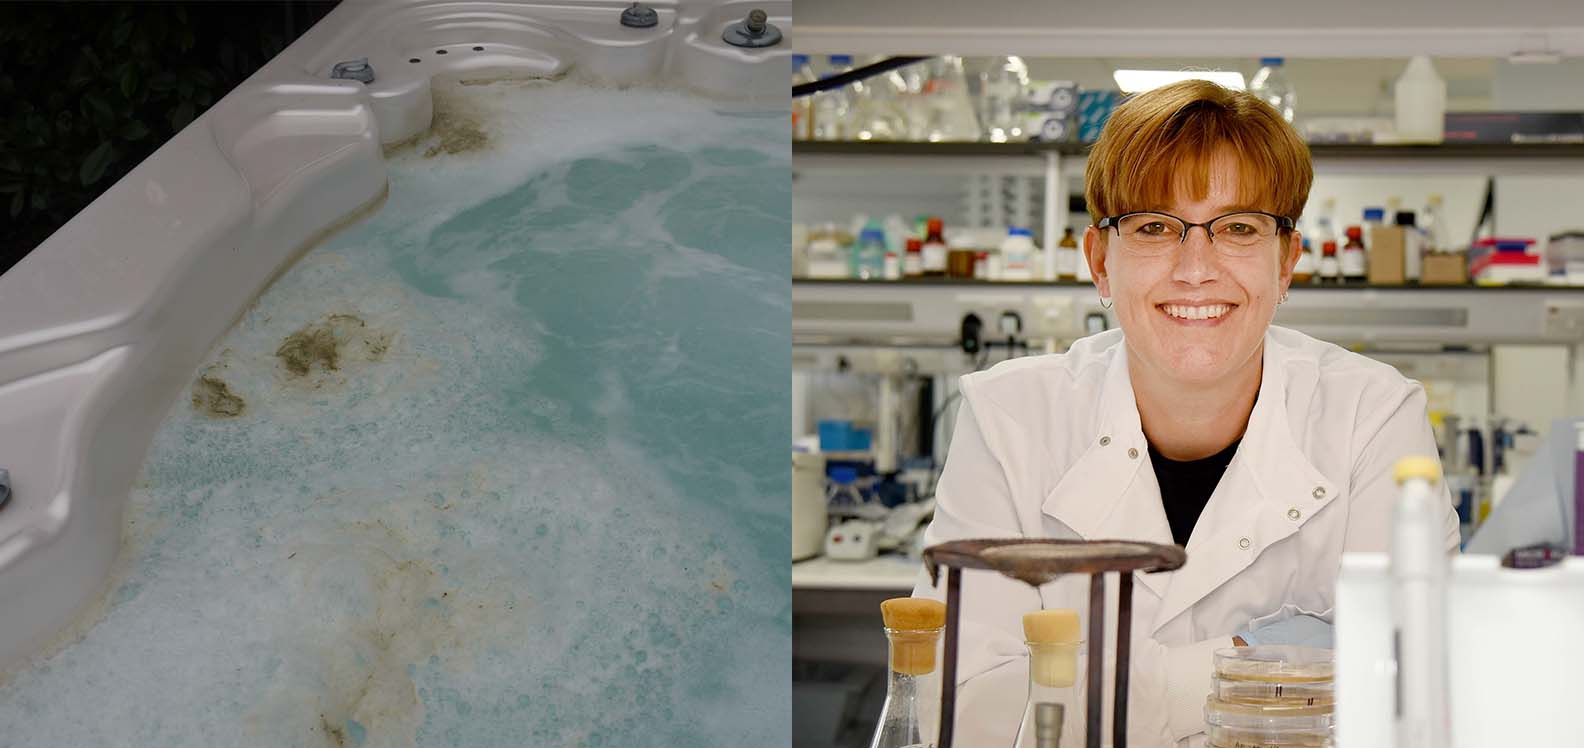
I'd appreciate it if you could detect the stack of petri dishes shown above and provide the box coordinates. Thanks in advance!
[1204,646,1335,747]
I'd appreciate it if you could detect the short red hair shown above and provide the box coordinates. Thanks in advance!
[1084,79,1313,226]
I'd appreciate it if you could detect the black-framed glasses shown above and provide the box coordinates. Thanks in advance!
[1096,211,1296,257]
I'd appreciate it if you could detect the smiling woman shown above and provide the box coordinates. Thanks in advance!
[911,80,1459,747]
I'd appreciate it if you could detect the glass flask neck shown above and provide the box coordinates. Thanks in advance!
[870,627,941,748]
[1013,640,1081,748]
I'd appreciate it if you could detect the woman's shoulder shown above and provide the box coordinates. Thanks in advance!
[958,330,1121,420]
[1267,326,1424,411]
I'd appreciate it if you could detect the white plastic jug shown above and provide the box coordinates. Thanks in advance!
[1395,56,1446,144]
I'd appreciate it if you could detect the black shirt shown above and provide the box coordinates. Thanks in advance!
[1149,438,1242,547]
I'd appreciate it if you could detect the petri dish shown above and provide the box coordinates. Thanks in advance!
[1213,673,1334,707]
[1214,645,1333,684]
[1204,697,1334,748]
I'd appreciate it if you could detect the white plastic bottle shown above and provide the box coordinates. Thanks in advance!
[1395,56,1446,144]
[1001,227,1036,281]
[1391,456,1450,748]
[1248,57,1296,123]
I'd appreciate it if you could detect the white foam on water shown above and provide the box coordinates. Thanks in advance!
[0,79,789,747]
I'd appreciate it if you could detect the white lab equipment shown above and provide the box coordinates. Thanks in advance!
[1390,458,1449,748]
[825,519,881,560]
[1336,551,1584,748]
[877,499,934,552]
[1338,455,1584,748]
[793,450,830,561]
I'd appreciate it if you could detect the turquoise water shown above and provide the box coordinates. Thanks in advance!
[0,83,789,746]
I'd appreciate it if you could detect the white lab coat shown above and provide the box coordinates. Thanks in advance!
[913,326,1458,748]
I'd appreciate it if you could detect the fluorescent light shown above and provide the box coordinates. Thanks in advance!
[1112,69,1246,94]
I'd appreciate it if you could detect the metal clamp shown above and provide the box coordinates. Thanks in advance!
[330,58,376,84]
[0,468,10,511]
[722,9,781,48]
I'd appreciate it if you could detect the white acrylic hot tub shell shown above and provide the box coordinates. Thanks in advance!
[0,0,789,673]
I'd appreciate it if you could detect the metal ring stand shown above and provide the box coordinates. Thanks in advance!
[923,538,1187,748]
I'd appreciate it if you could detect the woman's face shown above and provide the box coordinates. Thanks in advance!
[1083,153,1301,387]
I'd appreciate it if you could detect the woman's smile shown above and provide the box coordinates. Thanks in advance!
[1157,301,1238,325]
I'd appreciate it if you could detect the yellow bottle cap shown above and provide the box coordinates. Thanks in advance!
[1393,456,1441,484]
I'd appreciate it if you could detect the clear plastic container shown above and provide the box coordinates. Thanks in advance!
[812,55,853,141]
[853,61,908,142]
[1204,697,1334,748]
[920,57,982,142]
[1248,57,1296,123]
[792,55,815,141]
[977,56,1030,142]
[1214,646,1334,684]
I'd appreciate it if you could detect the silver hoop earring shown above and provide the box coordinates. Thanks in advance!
[1099,296,1113,310]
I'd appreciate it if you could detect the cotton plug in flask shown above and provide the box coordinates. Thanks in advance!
[871,598,946,748]
[1014,609,1082,748]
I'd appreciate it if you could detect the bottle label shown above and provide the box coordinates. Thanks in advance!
[923,243,947,272]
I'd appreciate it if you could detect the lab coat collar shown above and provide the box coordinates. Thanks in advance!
[1039,330,1339,631]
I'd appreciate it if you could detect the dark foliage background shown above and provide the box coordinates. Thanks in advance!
[0,1,339,276]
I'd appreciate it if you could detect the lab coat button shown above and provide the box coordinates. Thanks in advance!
[1099,436,1111,446]
[1238,537,1251,550]
[1127,448,1139,459]
[1312,486,1326,500]
[1288,508,1302,521]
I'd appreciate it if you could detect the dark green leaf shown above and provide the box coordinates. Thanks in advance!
[120,68,137,99]
[219,43,236,72]
[179,28,194,53]
[79,141,113,185]
[150,73,177,92]
[178,78,193,100]
[0,183,20,194]
[120,121,149,141]
[170,101,196,130]
[112,22,132,48]
[85,93,114,120]
[174,5,188,24]
[30,191,46,210]
[80,45,101,71]
[192,69,215,88]
[9,191,22,218]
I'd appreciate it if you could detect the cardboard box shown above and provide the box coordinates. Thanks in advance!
[1443,112,1584,144]
[1421,253,1467,285]
[1367,225,1406,285]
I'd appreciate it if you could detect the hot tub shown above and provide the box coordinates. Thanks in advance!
[0,1,789,743]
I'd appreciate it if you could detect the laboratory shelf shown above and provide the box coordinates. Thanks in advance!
[792,279,1584,348]
[793,141,1584,159]
[794,278,1584,292]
